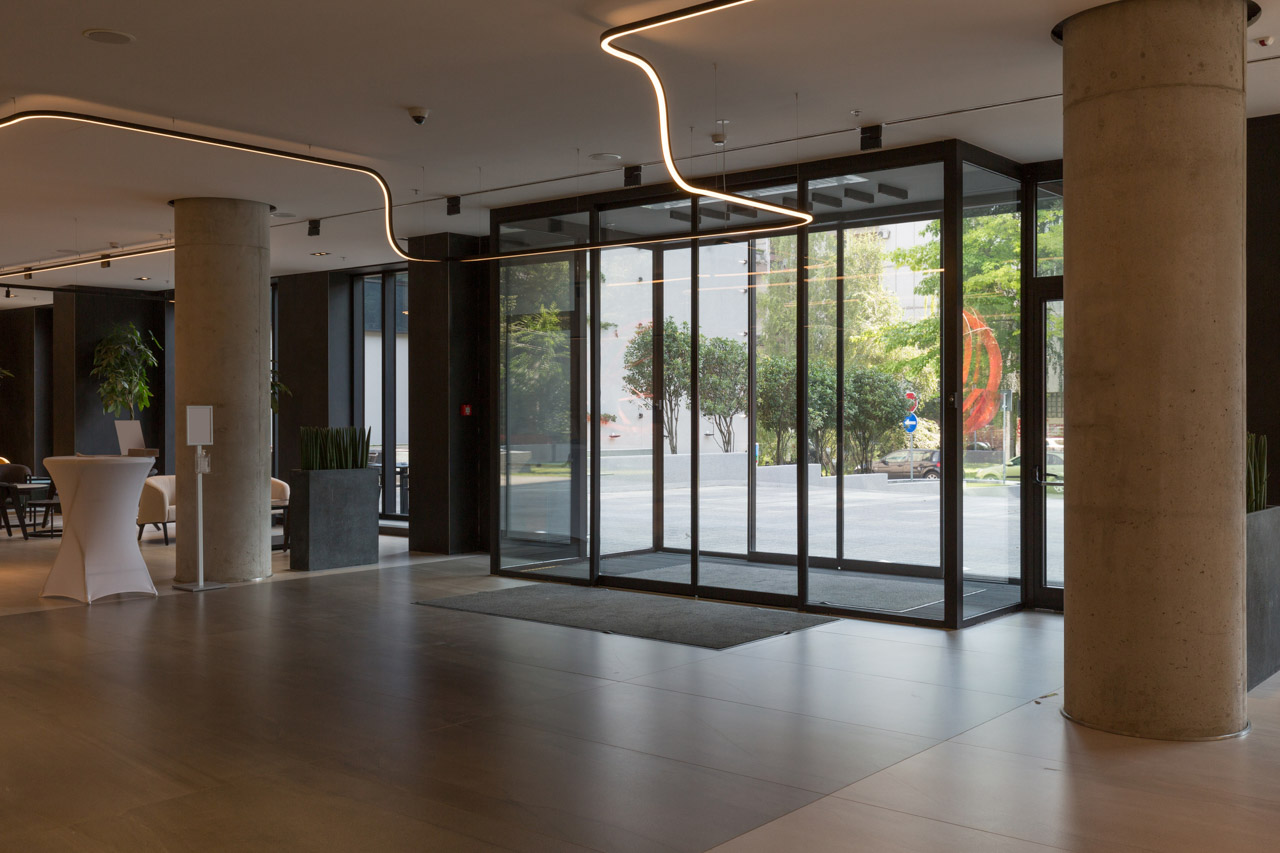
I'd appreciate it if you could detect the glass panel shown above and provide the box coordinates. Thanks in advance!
[660,246,693,583]
[599,246,654,557]
[498,211,591,253]
[697,182,798,236]
[797,162,946,619]
[961,164,1023,619]
[806,229,839,563]
[393,272,409,515]
[497,253,588,576]
[362,274,385,510]
[697,241,750,558]
[600,199,692,243]
[751,235,799,562]
[1036,181,1064,277]
[1045,299,1065,588]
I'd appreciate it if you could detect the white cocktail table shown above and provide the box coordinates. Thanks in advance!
[41,455,158,603]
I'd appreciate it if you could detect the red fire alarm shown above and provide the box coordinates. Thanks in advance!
[460,404,473,417]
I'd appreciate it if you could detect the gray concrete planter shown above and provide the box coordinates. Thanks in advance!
[289,468,380,571]
[1248,505,1280,690]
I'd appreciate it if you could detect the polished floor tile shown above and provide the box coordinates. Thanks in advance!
[709,795,1067,853]
[732,628,1064,699]
[630,650,1028,739]
[2,531,1278,852]
[505,681,938,794]
[833,739,1280,852]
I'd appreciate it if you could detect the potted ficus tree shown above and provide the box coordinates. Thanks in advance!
[1247,433,1280,689]
[289,426,379,571]
[90,322,160,449]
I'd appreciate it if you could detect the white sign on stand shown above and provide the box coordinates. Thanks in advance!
[173,406,226,593]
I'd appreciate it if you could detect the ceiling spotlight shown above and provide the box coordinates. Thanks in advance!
[4,288,13,298]
[589,152,622,162]
[624,165,642,187]
[23,268,32,280]
[861,124,883,151]
[311,251,330,256]
[82,28,136,45]
[307,219,321,237]
[100,255,111,269]
[446,196,461,216]
[135,276,150,281]
[408,107,429,126]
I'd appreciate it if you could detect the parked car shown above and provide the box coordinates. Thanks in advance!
[868,449,942,479]
[975,452,1064,490]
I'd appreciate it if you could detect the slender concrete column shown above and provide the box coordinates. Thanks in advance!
[1062,0,1248,739]
[174,198,272,583]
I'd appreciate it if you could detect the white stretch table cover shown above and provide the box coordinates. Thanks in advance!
[41,455,158,603]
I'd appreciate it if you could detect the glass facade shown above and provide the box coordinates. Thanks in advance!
[491,141,1044,627]
[361,271,410,517]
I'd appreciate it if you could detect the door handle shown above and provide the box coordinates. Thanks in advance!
[1033,466,1065,487]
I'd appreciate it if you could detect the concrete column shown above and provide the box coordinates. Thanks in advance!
[1062,0,1249,739]
[174,198,272,583]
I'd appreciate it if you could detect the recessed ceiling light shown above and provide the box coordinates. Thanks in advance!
[588,153,622,161]
[135,276,150,281]
[271,211,297,219]
[311,251,330,256]
[82,28,136,45]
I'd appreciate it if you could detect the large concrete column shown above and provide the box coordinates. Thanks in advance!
[174,198,272,583]
[1062,0,1249,739]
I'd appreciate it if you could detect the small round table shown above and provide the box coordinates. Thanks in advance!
[41,455,158,603]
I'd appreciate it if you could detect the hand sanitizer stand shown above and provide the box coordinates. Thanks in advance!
[174,405,226,593]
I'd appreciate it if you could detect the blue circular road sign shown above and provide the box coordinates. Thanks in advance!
[904,413,918,433]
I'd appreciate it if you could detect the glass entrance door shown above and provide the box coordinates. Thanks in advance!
[1024,288,1064,609]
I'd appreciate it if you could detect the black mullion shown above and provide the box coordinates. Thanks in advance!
[571,251,589,562]
[797,191,810,607]
[589,209,601,583]
[1020,174,1039,608]
[270,282,279,479]
[941,143,963,628]
[690,224,700,589]
[653,248,664,554]
[381,273,396,515]
[746,239,758,556]
[490,246,502,574]
[835,228,845,567]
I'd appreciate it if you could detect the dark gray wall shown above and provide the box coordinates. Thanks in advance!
[275,271,354,476]
[0,306,53,475]
[51,292,169,470]
[407,233,490,553]
[1248,114,1280,508]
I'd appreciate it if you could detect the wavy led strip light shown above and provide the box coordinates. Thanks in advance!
[1,3,808,276]
[0,109,438,279]
[599,0,812,233]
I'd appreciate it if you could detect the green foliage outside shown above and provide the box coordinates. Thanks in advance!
[622,318,692,454]
[698,335,748,452]
[500,259,574,444]
[90,321,160,419]
[498,193,1062,475]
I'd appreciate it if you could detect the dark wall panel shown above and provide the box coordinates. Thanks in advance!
[275,271,356,477]
[1248,114,1280,507]
[407,233,489,553]
[0,308,40,471]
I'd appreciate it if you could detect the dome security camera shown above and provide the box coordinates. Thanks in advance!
[408,107,429,125]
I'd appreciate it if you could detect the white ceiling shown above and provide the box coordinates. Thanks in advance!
[1,0,1278,300]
